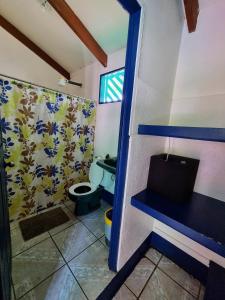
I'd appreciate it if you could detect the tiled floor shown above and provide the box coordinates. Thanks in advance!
[114,247,206,300]
[11,199,205,300]
[10,199,113,300]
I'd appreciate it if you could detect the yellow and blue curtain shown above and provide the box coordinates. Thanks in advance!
[0,77,96,221]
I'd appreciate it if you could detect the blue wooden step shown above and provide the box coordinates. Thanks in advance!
[204,262,225,300]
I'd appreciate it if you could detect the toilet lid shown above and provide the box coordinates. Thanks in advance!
[89,162,103,187]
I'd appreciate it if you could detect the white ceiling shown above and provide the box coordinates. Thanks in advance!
[0,0,128,73]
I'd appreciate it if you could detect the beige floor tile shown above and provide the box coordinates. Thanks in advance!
[52,222,96,262]
[11,226,50,257]
[99,235,107,247]
[69,240,116,300]
[79,208,105,238]
[125,258,155,297]
[113,285,136,300]
[10,220,19,231]
[63,199,74,206]
[66,203,76,214]
[145,248,162,265]
[20,266,87,300]
[140,268,195,300]
[158,256,200,297]
[64,201,76,214]
[12,237,65,299]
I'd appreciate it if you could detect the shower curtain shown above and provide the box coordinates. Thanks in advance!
[0,77,96,222]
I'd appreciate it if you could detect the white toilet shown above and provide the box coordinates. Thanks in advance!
[68,159,104,215]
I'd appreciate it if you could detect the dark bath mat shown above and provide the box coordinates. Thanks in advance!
[19,207,70,241]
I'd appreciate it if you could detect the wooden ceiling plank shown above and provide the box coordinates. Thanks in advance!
[183,0,199,33]
[0,14,70,79]
[48,0,108,67]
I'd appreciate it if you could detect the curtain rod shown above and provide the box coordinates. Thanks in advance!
[0,73,84,100]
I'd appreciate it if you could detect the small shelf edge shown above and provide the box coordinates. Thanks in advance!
[138,125,225,143]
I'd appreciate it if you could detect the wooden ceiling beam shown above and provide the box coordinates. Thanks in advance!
[0,14,70,79]
[183,0,199,33]
[48,0,108,67]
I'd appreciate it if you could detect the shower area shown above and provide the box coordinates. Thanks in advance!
[0,76,114,300]
[1,75,96,223]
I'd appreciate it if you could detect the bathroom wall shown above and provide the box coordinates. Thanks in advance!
[170,0,225,127]
[0,28,75,95]
[169,0,225,202]
[129,0,184,134]
[70,48,127,158]
[155,0,225,268]
[117,0,183,269]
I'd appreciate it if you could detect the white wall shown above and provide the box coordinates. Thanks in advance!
[152,0,225,268]
[71,48,126,158]
[130,0,183,134]
[170,0,225,127]
[0,28,76,95]
[169,0,225,202]
[118,135,166,267]
[117,0,183,269]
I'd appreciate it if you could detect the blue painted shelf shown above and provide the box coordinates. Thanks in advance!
[131,189,225,258]
[138,125,225,143]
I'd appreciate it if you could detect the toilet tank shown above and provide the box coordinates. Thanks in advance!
[101,172,115,194]
[89,160,104,188]
[90,159,115,194]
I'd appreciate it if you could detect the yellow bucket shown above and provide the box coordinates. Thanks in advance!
[104,208,112,246]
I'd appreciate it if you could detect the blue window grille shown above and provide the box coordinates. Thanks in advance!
[99,68,125,104]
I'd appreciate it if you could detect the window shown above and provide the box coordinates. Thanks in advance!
[99,68,125,104]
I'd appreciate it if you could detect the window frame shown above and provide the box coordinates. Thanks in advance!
[98,67,125,104]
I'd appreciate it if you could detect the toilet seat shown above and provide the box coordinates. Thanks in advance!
[69,159,104,197]
[69,182,97,196]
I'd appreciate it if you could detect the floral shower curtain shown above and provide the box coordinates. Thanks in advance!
[0,77,96,222]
